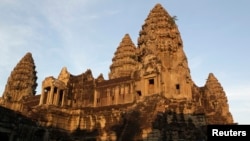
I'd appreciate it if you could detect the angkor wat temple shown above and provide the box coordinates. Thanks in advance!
[0,3,234,141]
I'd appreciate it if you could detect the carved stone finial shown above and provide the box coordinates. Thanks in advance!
[96,73,104,82]
[205,73,223,90]
[58,67,70,84]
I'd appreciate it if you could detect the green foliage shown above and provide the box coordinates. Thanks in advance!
[172,15,178,21]
[170,15,178,25]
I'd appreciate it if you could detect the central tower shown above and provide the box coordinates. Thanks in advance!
[135,4,193,100]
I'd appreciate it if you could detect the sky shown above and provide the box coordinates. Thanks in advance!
[0,0,249,124]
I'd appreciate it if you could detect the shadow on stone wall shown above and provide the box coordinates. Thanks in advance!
[148,111,207,141]
[70,128,98,141]
[0,106,48,141]
[111,111,207,141]
[111,110,141,141]
[0,100,207,141]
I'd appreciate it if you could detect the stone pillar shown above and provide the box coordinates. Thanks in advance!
[99,131,108,141]
[125,84,128,94]
[110,87,115,105]
[107,88,110,106]
[129,83,133,102]
[144,79,148,96]
[114,86,119,105]
[47,86,54,105]
[93,90,97,107]
[53,88,60,106]
[109,132,117,141]
[121,85,125,103]
[122,84,125,94]
[46,88,50,104]
[39,88,45,105]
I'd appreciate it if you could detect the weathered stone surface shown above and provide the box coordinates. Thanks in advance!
[202,73,234,124]
[2,52,37,101]
[0,52,37,111]
[0,106,48,141]
[0,3,234,141]
[136,3,192,100]
[58,67,71,84]
[109,34,137,79]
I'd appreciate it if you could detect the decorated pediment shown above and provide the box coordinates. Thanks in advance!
[142,54,163,75]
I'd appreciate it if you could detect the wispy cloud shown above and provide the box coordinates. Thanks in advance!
[0,0,44,93]
[0,0,249,126]
[0,0,90,94]
[0,0,121,94]
[35,0,121,77]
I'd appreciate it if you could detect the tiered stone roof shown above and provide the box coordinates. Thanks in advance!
[2,52,37,102]
[137,4,190,78]
[109,34,137,79]
[138,3,183,55]
[203,73,234,124]
[0,3,234,140]
[205,73,224,91]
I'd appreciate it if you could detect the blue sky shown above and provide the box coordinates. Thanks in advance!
[0,0,249,124]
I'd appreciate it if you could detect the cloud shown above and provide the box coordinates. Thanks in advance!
[0,0,122,95]
[35,0,121,76]
[0,7,42,95]
[0,0,86,94]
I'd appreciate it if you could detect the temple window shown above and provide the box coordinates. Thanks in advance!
[149,79,154,85]
[136,90,142,96]
[97,98,100,103]
[148,78,155,94]
[176,84,180,90]
[176,84,180,94]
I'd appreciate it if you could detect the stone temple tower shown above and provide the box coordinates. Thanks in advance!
[2,52,37,102]
[135,4,193,100]
[109,34,137,79]
[0,3,234,140]
[202,73,234,123]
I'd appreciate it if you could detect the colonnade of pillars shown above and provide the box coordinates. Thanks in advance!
[94,83,133,107]
[39,86,65,106]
